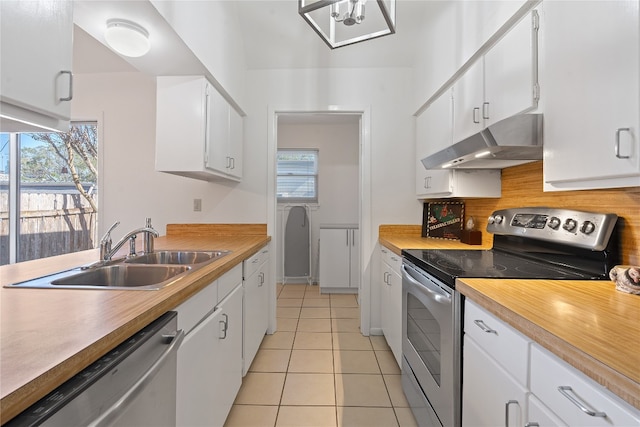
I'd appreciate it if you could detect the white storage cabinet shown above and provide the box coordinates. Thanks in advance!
[415,92,502,199]
[242,246,270,376]
[543,0,640,190]
[0,0,73,132]
[462,300,530,427]
[175,264,243,427]
[319,226,359,293]
[380,246,402,367]
[529,344,640,427]
[156,76,243,182]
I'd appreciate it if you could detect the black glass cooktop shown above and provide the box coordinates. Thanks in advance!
[402,248,608,288]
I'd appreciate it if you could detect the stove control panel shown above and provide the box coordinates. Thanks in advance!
[487,207,618,250]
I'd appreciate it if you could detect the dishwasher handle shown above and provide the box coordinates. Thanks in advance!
[89,329,185,427]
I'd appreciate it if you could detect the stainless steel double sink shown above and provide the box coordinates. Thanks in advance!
[5,250,230,290]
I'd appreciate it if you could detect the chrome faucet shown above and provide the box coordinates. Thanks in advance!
[99,218,159,262]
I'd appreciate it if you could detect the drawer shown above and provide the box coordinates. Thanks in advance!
[175,280,217,334]
[380,246,401,272]
[530,344,640,426]
[464,300,530,386]
[244,246,269,279]
[218,263,243,303]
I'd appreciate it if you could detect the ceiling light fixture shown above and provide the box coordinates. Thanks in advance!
[104,19,151,58]
[299,0,396,49]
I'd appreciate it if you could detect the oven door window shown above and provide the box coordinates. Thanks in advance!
[406,293,441,386]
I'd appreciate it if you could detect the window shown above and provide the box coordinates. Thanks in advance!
[277,149,318,203]
[0,122,98,265]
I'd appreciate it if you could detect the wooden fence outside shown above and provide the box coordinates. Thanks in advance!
[0,191,97,265]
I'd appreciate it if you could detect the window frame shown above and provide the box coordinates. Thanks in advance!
[276,148,319,204]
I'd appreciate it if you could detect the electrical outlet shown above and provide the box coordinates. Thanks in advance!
[193,198,202,212]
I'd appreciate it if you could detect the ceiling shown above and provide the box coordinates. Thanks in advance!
[73,0,434,75]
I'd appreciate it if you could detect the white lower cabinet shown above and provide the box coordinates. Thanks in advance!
[527,394,568,427]
[176,266,243,427]
[529,344,640,427]
[319,226,359,292]
[243,246,270,376]
[463,337,528,427]
[380,246,402,367]
[463,300,640,427]
[462,300,530,427]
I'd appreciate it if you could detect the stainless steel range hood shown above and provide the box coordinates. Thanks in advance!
[421,114,543,169]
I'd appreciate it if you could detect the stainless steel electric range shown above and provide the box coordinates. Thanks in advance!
[400,207,620,427]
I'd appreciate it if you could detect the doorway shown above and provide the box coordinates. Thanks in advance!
[267,107,372,336]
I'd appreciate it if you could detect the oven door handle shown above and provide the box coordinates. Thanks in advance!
[402,265,451,304]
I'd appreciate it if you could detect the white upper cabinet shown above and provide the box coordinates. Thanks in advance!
[156,76,243,182]
[453,9,540,143]
[0,0,73,132]
[484,9,540,126]
[543,0,640,190]
[415,89,501,199]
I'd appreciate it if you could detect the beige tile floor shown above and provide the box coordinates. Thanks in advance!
[224,283,418,427]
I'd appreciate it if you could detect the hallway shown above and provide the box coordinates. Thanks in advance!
[224,283,418,427]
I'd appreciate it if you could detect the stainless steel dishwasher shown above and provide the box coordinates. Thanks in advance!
[7,311,184,427]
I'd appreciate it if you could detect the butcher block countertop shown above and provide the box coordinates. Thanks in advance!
[0,224,270,424]
[379,225,640,411]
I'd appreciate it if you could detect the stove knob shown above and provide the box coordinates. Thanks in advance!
[581,221,596,235]
[487,215,495,224]
[547,217,561,230]
[563,218,578,232]
[493,215,504,225]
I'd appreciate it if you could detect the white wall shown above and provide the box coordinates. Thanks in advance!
[276,121,360,283]
[71,72,268,240]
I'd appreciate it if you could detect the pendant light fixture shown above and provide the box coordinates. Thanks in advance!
[299,0,396,49]
[104,19,151,58]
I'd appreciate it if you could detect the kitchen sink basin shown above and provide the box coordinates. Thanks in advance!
[124,250,229,265]
[6,264,192,290]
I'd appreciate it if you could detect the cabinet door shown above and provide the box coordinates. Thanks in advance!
[349,228,359,289]
[387,263,402,367]
[417,170,453,198]
[462,336,528,427]
[228,106,244,180]
[452,60,485,143]
[243,257,269,376]
[543,0,640,189]
[0,1,72,131]
[176,305,219,426]
[212,285,243,427]
[527,394,568,427]
[530,344,640,427]
[320,229,350,288]
[416,90,454,197]
[205,84,230,175]
[484,9,539,125]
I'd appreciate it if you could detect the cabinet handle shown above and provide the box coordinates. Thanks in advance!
[258,272,264,286]
[219,313,228,339]
[524,423,540,427]
[557,386,607,417]
[615,128,631,159]
[346,229,350,246]
[482,102,490,120]
[473,107,480,124]
[474,319,498,334]
[505,400,518,427]
[59,70,73,101]
[383,271,390,285]
[230,157,236,169]
[424,176,431,189]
